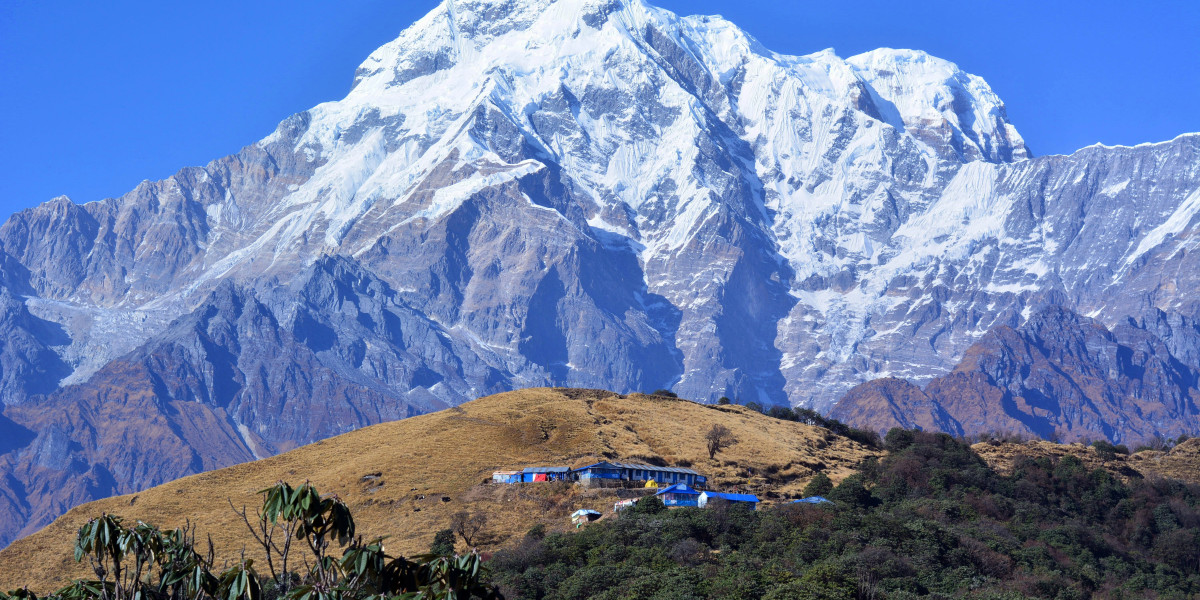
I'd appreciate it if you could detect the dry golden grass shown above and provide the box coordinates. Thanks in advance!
[0,388,877,593]
[1127,437,1200,484]
[973,438,1200,485]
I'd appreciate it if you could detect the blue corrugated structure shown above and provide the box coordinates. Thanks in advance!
[792,496,833,504]
[492,471,521,484]
[699,491,759,509]
[572,461,624,481]
[520,466,571,482]
[572,462,706,486]
[655,483,701,507]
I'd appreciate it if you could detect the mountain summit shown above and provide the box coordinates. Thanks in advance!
[0,0,1197,547]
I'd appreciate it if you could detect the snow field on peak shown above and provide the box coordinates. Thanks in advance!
[54,0,1171,411]
[241,0,1037,276]
[847,48,1029,161]
[1120,187,1200,273]
[226,0,1053,391]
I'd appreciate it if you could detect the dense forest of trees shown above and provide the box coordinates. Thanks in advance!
[485,430,1200,599]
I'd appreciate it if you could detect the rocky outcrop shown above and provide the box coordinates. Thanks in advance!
[832,378,962,437]
[0,287,69,403]
[0,272,452,547]
[833,306,1200,444]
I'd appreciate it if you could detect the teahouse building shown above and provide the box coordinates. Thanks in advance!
[572,462,706,487]
[655,483,702,507]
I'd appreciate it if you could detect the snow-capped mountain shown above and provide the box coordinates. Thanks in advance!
[0,0,1198,546]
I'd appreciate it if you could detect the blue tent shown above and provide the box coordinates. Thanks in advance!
[699,491,759,508]
[792,496,833,504]
[571,509,602,527]
[655,483,701,507]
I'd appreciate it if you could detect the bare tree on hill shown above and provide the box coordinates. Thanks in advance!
[705,424,738,459]
[451,511,488,547]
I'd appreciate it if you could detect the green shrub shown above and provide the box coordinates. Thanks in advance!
[430,527,457,555]
[885,428,916,452]
[802,472,834,497]
[1091,439,1129,460]
[525,523,547,540]
[763,406,793,421]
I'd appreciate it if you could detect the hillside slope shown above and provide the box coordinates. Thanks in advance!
[0,388,875,592]
[973,438,1200,485]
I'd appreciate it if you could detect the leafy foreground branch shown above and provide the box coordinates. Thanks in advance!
[3,482,501,600]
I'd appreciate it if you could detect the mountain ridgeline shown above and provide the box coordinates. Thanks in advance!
[0,0,1198,548]
[833,306,1200,443]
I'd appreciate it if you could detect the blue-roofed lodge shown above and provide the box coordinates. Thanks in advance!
[572,462,706,487]
[655,483,701,507]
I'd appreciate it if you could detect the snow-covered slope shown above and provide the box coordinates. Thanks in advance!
[0,0,1199,546]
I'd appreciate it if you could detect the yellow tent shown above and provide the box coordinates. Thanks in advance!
[644,480,659,488]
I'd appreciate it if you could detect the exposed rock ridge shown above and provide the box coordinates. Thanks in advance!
[832,306,1200,444]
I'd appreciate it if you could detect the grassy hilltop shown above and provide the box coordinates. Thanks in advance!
[0,388,876,592]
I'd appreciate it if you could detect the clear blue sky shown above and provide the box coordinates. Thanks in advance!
[2,0,1197,221]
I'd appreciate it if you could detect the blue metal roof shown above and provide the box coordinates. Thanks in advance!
[703,491,759,503]
[792,496,833,504]
[655,484,700,496]
[613,462,701,475]
[522,466,571,473]
[572,461,701,475]
[572,461,622,471]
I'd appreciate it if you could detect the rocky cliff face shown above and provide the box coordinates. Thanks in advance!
[0,0,1197,546]
[832,306,1200,444]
